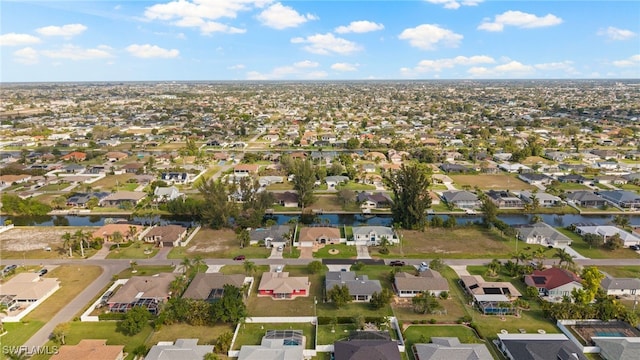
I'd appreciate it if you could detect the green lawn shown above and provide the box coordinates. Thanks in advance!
[246,272,321,317]
[167,228,270,259]
[597,266,640,278]
[403,325,483,360]
[0,321,45,349]
[313,244,357,259]
[556,228,640,259]
[551,182,591,191]
[336,182,376,191]
[394,226,548,259]
[449,174,536,191]
[232,322,315,350]
[219,264,270,275]
[148,323,234,346]
[116,265,174,279]
[317,324,357,345]
[106,243,158,259]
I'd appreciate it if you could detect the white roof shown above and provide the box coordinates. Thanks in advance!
[474,294,510,302]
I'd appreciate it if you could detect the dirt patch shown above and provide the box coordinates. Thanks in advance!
[185,228,237,253]
[0,227,88,251]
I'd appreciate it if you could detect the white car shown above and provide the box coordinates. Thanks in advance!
[275,265,283,273]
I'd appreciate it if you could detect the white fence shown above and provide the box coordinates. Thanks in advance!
[80,279,128,322]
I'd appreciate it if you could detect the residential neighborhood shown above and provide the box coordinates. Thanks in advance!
[1,80,639,360]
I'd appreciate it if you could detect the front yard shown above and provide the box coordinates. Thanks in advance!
[168,228,270,260]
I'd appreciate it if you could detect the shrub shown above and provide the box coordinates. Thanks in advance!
[429,318,437,324]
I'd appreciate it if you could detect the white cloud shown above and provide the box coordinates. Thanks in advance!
[0,33,41,46]
[257,3,316,29]
[36,24,87,37]
[335,20,384,34]
[331,62,359,72]
[246,60,326,80]
[144,0,269,34]
[291,33,362,55]
[613,54,640,67]
[293,60,319,68]
[14,47,39,64]
[468,60,535,78]
[478,10,562,32]
[126,44,179,58]
[534,61,575,71]
[41,45,114,60]
[424,0,483,10]
[228,64,246,70]
[401,55,494,75]
[597,26,636,41]
[398,24,462,50]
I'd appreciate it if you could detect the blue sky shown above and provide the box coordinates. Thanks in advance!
[1,0,638,82]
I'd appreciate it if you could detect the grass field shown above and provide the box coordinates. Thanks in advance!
[313,244,357,259]
[168,228,270,259]
[89,174,136,191]
[394,226,548,259]
[106,243,158,259]
[556,228,640,259]
[116,265,174,279]
[336,182,376,191]
[309,195,344,212]
[148,323,234,346]
[597,266,640,278]
[449,174,536,191]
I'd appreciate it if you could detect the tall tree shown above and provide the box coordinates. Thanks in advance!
[291,159,316,209]
[412,291,442,314]
[553,248,575,269]
[328,284,351,309]
[198,178,235,229]
[384,164,431,229]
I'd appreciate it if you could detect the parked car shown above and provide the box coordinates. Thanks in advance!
[3,264,17,274]
[630,245,640,251]
[275,265,283,273]
[418,262,429,272]
[389,260,406,267]
[37,268,48,276]
[233,255,246,261]
[277,245,284,251]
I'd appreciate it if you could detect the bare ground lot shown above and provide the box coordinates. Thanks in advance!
[0,226,93,258]
[168,228,270,259]
[449,174,536,191]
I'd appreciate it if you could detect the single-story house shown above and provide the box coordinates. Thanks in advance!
[325,271,382,302]
[565,191,607,208]
[460,275,522,315]
[334,331,401,360]
[518,173,553,185]
[356,192,393,209]
[249,225,291,247]
[575,225,640,248]
[91,223,143,242]
[99,191,147,207]
[122,162,145,174]
[519,190,562,207]
[144,339,213,360]
[394,270,449,298]
[298,226,341,246]
[273,191,299,208]
[486,190,525,209]
[153,186,183,202]
[439,163,472,173]
[440,190,481,210]
[593,337,640,360]
[161,172,189,185]
[142,225,188,247]
[108,273,177,314]
[498,163,531,173]
[66,192,110,208]
[524,268,583,300]
[325,175,349,188]
[596,190,640,208]
[258,272,309,299]
[51,340,124,360]
[182,273,247,302]
[515,222,572,248]
[600,275,640,297]
[105,151,128,162]
[234,164,260,177]
[60,151,87,162]
[496,333,587,360]
[351,226,398,246]
[413,337,492,360]
[0,272,60,321]
[237,331,304,360]
[557,174,588,184]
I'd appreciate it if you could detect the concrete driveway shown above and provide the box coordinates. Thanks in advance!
[356,246,371,259]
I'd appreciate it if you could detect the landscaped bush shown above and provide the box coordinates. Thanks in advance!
[110,242,134,250]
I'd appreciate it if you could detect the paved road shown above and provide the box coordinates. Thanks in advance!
[7,255,640,348]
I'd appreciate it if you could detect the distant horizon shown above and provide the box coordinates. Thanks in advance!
[2,78,640,85]
[1,0,638,82]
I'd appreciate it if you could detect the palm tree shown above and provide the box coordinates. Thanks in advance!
[487,258,502,277]
[0,303,8,334]
[192,255,205,274]
[180,257,192,275]
[73,229,91,258]
[553,248,574,269]
[127,225,138,241]
[61,232,73,257]
[243,260,257,276]
[532,248,547,269]
[511,251,532,268]
[112,231,124,244]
